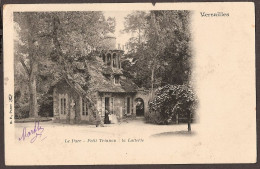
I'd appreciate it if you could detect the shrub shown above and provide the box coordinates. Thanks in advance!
[147,84,197,124]
[38,93,53,117]
[15,102,29,119]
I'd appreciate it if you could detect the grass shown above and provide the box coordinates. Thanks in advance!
[15,117,52,123]
[150,130,196,137]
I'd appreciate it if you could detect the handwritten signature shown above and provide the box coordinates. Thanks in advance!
[18,121,47,143]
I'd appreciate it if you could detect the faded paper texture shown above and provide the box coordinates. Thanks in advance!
[3,3,256,165]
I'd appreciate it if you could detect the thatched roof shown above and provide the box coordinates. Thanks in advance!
[52,77,95,107]
[102,66,123,75]
[53,56,137,100]
[86,57,137,93]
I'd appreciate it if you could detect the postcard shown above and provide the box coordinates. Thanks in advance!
[3,2,256,165]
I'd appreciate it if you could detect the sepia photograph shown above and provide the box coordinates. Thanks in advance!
[13,10,197,142]
[3,3,256,165]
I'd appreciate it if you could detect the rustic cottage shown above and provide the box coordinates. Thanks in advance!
[52,33,150,124]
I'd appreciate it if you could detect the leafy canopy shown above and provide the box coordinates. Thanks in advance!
[148,84,197,124]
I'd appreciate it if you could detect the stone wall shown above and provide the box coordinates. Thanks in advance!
[53,82,82,124]
[53,83,141,124]
[97,92,135,119]
[53,88,59,122]
[133,90,151,117]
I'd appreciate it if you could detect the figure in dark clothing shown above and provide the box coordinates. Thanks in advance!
[104,109,110,124]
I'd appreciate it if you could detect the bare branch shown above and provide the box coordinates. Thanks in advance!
[19,57,30,76]
[38,33,53,38]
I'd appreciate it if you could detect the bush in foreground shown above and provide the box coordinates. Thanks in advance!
[146,84,197,131]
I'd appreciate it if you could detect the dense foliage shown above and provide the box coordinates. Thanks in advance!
[14,12,113,118]
[13,10,196,128]
[121,10,195,127]
[122,10,192,88]
[146,84,197,125]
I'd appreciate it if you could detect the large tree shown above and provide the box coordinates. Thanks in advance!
[123,11,147,52]
[107,17,116,33]
[122,10,192,89]
[14,12,110,118]
[14,13,55,118]
[122,10,194,126]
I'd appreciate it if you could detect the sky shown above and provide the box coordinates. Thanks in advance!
[103,11,133,48]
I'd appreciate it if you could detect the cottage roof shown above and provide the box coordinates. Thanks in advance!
[50,76,98,110]
[87,57,137,93]
[102,66,123,75]
[53,56,137,99]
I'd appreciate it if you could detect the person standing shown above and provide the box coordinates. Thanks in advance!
[104,109,110,124]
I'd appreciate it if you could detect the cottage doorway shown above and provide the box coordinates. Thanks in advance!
[135,98,144,116]
[105,97,110,112]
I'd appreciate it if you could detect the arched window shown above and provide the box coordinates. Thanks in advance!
[112,53,117,67]
[114,75,120,85]
[117,55,121,68]
[82,101,88,116]
[102,53,106,63]
[107,53,111,66]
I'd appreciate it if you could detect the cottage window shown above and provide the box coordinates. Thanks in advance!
[112,53,117,67]
[102,53,106,63]
[114,75,120,85]
[118,55,121,68]
[60,97,67,114]
[111,97,114,114]
[127,97,130,114]
[107,53,111,66]
[82,101,88,115]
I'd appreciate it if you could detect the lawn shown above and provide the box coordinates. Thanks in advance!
[14,117,198,142]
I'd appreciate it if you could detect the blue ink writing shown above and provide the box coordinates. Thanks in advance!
[18,121,46,143]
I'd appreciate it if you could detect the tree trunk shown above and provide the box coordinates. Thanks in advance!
[52,15,67,76]
[138,28,141,44]
[187,111,191,132]
[26,15,39,118]
[151,67,154,98]
[176,113,179,124]
[52,15,65,66]
[29,62,38,118]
